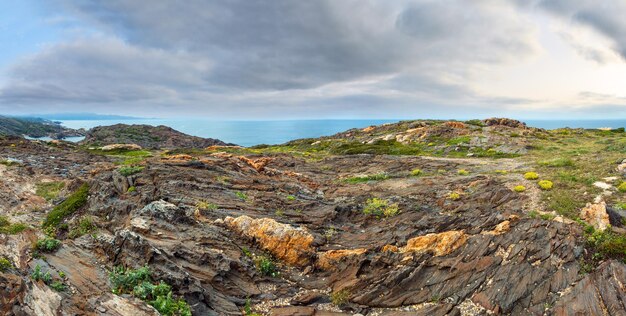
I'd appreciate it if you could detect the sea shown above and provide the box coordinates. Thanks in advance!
[52,119,626,147]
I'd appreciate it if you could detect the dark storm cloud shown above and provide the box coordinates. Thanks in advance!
[0,0,540,115]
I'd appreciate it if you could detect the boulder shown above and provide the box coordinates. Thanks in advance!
[223,215,315,266]
[580,202,610,231]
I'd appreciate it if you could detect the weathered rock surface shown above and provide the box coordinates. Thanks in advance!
[100,143,142,151]
[580,201,611,231]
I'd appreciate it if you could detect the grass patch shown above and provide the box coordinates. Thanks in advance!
[235,191,248,201]
[254,255,278,277]
[196,200,218,211]
[43,183,89,228]
[538,157,574,167]
[410,168,422,176]
[0,216,27,234]
[68,217,96,239]
[331,289,351,306]
[344,173,389,184]
[35,181,65,201]
[0,257,12,271]
[329,140,422,156]
[457,169,470,176]
[446,136,471,146]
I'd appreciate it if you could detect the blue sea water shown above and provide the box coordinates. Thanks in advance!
[57,119,626,147]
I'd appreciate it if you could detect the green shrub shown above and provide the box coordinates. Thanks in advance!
[538,180,554,190]
[254,255,278,277]
[524,172,539,180]
[31,265,52,283]
[235,191,248,201]
[513,185,526,192]
[330,289,351,306]
[410,168,422,176]
[0,257,12,271]
[448,192,461,201]
[49,281,66,292]
[118,166,144,176]
[344,173,389,184]
[35,181,65,201]
[127,186,136,193]
[109,266,191,316]
[618,182,626,193]
[363,198,399,218]
[457,169,470,176]
[35,237,61,252]
[446,136,471,146]
[43,183,89,228]
[68,217,96,239]
[196,200,218,211]
[286,195,296,201]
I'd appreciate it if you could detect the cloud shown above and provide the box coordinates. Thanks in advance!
[1,0,542,117]
[518,0,626,60]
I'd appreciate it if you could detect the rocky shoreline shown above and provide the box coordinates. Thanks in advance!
[0,118,625,315]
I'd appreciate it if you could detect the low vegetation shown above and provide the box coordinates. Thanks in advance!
[457,169,470,176]
[43,183,90,228]
[109,266,192,316]
[523,172,539,180]
[0,216,27,234]
[118,166,144,176]
[68,217,96,239]
[0,257,12,271]
[35,181,65,201]
[410,168,422,176]
[344,173,389,184]
[331,289,351,306]
[513,185,526,192]
[253,255,278,277]
[363,198,399,218]
[196,200,218,211]
[448,192,461,201]
[35,237,62,252]
[538,180,553,190]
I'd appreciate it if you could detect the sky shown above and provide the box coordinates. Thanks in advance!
[0,0,626,120]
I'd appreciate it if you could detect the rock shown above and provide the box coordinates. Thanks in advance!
[270,306,316,316]
[101,143,142,151]
[483,118,527,129]
[592,181,612,190]
[134,200,192,224]
[445,121,467,129]
[401,230,468,256]
[482,221,511,235]
[223,215,315,266]
[0,272,25,314]
[24,281,62,316]
[317,249,368,270]
[580,202,610,231]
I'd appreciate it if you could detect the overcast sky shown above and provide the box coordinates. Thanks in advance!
[1,0,625,120]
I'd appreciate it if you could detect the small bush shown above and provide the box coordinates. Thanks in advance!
[196,200,218,211]
[68,217,96,239]
[618,182,626,193]
[513,185,526,192]
[524,172,539,180]
[538,180,554,190]
[235,191,248,201]
[0,257,12,271]
[43,183,89,228]
[457,169,470,176]
[363,198,399,218]
[331,289,351,306]
[448,192,461,201]
[254,255,278,277]
[31,265,52,283]
[35,237,61,252]
[286,195,296,201]
[127,186,136,193]
[49,281,66,292]
[109,266,191,316]
[410,169,422,176]
[118,166,144,176]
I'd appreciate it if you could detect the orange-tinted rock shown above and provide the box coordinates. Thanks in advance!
[382,245,399,252]
[402,230,467,256]
[482,220,511,235]
[238,156,273,172]
[580,202,610,231]
[445,121,467,129]
[362,126,376,133]
[317,248,367,270]
[224,215,314,266]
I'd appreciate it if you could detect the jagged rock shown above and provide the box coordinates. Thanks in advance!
[483,118,527,129]
[101,143,142,151]
[98,293,160,316]
[133,200,192,224]
[224,215,315,266]
[317,249,368,270]
[401,230,468,256]
[24,281,62,316]
[580,201,610,231]
[0,272,25,314]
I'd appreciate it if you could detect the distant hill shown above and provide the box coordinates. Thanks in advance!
[0,116,85,139]
[80,124,236,149]
[24,113,144,120]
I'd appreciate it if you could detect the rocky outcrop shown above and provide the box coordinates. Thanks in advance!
[223,215,315,266]
[401,230,468,256]
[483,118,527,129]
[317,249,367,270]
[81,124,235,149]
[580,201,610,231]
[101,143,142,151]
